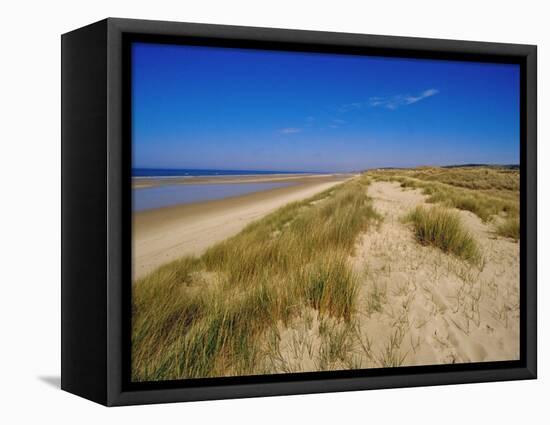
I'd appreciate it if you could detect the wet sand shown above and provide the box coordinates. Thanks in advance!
[133,173,341,189]
[133,174,351,280]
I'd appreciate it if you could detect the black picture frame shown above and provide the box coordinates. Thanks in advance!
[61,17,537,406]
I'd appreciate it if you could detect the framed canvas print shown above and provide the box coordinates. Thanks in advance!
[61,18,537,406]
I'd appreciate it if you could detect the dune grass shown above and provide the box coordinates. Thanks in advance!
[406,206,482,265]
[397,177,517,222]
[368,167,519,241]
[132,177,380,381]
[496,216,520,240]
[406,166,519,191]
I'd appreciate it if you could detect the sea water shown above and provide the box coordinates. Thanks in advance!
[133,181,294,212]
[132,168,312,178]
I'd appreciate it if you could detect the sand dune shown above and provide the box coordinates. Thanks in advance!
[354,182,519,365]
[272,181,519,370]
[132,172,520,378]
[133,175,350,280]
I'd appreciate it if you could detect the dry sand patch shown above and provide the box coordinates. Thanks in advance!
[352,181,519,367]
[267,180,519,373]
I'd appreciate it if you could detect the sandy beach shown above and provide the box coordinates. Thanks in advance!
[133,174,351,280]
[133,173,341,189]
[132,167,521,380]
[355,181,520,364]
[272,180,519,369]
[126,41,524,384]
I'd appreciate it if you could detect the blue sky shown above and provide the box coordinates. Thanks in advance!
[132,42,519,172]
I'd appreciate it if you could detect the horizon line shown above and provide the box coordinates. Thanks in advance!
[132,163,520,173]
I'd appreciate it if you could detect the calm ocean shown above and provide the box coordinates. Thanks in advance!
[133,182,295,211]
[132,169,317,211]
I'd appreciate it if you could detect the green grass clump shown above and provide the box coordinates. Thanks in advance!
[496,216,520,240]
[406,206,482,265]
[132,178,380,381]
[301,252,358,321]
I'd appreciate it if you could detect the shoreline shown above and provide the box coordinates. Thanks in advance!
[132,174,352,280]
[133,173,348,189]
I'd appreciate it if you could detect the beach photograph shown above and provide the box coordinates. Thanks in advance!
[130,42,520,382]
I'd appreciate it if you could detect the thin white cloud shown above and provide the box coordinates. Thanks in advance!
[403,88,439,105]
[280,127,302,134]
[338,102,363,113]
[285,89,437,134]
[328,118,347,129]
[368,89,439,110]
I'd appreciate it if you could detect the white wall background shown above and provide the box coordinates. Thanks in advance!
[1,0,546,422]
